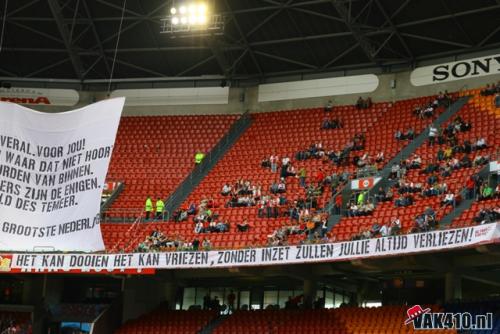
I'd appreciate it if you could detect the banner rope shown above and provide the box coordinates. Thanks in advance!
[107,0,127,96]
[0,0,9,53]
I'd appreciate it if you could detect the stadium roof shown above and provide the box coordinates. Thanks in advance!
[1,0,500,83]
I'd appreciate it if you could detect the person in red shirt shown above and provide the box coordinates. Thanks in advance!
[315,168,324,185]
[334,195,343,215]
[465,177,475,199]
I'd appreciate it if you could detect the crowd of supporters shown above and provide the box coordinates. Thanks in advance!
[131,88,499,252]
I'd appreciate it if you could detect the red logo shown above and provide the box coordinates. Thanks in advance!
[404,305,431,325]
[358,177,374,189]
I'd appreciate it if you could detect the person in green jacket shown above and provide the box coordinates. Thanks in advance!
[155,197,165,220]
[357,191,367,206]
[480,184,493,200]
[144,196,153,220]
[195,151,205,164]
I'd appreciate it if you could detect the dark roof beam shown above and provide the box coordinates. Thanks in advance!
[107,57,167,77]
[286,10,320,67]
[82,0,111,76]
[440,0,474,45]
[254,51,317,69]
[224,0,263,76]
[332,0,378,64]
[176,56,216,77]
[321,42,359,69]
[25,58,70,77]
[477,25,500,47]
[400,33,472,48]
[9,21,64,44]
[373,0,413,60]
[48,0,85,80]
[244,0,293,40]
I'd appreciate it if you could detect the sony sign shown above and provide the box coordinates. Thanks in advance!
[410,54,500,86]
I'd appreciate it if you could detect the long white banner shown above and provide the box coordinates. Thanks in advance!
[0,98,124,252]
[2,223,499,273]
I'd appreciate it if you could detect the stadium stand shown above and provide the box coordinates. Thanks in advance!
[114,309,216,334]
[0,311,32,334]
[104,115,238,219]
[100,93,465,251]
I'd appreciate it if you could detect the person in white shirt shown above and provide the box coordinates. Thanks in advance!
[475,137,487,150]
[442,192,455,207]
[282,156,290,166]
[428,125,438,146]
[379,223,389,237]
[221,183,232,196]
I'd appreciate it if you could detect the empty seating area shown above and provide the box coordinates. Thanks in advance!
[114,309,216,334]
[213,309,347,334]
[105,115,237,218]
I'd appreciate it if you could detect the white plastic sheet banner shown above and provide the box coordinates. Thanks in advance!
[2,223,499,273]
[0,98,125,252]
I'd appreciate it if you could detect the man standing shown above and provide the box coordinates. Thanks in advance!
[144,196,153,221]
[155,197,165,220]
[298,167,307,188]
[227,290,236,313]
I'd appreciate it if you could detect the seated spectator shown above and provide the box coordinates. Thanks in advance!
[270,154,279,173]
[427,172,439,186]
[379,223,390,237]
[261,156,271,168]
[395,194,413,207]
[473,154,489,166]
[321,117,332,129]
[441,192,456,207]
[473,137,487,150]
[215,221,230,232]
[479,184,494,201]
[221,183,232,196]
[390,217,401,235]
[405,127,415,139]
[194,221,205,234]
[389,162,400,180]
[375,151,384,163]
[395,130,404,140]
[237,219,250,232]
[409,154,422,169]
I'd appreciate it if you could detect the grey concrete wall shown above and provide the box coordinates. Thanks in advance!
[23,69,500,116]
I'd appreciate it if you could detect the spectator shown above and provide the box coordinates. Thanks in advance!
[428,125,438,146]
[298,167,307,188]
[195,151,205,164]
[390,217,401,235]
[202,238,211,250]
[144,196,153,221]
[473,137,487,150]
[270,154,279,173]
[237,219,250,232]
[155,197,165,220]
[221,183,232,196]
[441,192,455,207]
[324,99,333,112]
[479,183,493,201]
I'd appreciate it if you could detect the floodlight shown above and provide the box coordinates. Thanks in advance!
[179,6,187,14]
[188,4,196,13]
[180,16,188,24]
[170,7,177,14]
[172,17,179,25]
[198,4,206,13]
[189,15,197,24]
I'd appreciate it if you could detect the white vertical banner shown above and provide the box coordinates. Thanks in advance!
[0,98,124,252]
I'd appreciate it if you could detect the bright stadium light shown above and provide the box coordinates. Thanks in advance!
[162,2,225,35]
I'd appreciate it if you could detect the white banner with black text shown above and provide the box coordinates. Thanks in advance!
[1,223,499,273]
[0,98,125,252]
